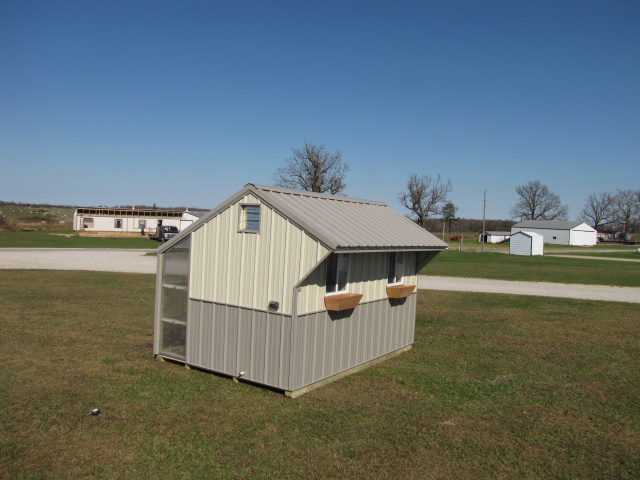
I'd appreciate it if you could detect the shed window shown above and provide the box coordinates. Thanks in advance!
[388,252,404,285]
[239,204,260,232]
[114,219,122,229]
[83,218,94,228]
[325,253,349,295]
[138,220,146,228]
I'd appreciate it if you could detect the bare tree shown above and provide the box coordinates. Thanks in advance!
[398,174,452,228]
[612,189,640,237]
[580,192,614,229]
[273,141,349,194]
[509,180,568,221]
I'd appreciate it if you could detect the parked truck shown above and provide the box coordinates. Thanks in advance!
[149,221,179,242]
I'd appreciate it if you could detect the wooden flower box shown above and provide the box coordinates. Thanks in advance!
[324,293,363,311]
[386,284,416,299]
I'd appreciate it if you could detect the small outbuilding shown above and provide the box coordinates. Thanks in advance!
[180,209,209,231]
[154,184,448,397]
[478,231,511,243]
[511,220,597,246]
[509,231,544,256]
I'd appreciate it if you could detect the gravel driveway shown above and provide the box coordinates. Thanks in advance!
[418,275,640,304]
[0,248,157,274]
[1,248,638,303]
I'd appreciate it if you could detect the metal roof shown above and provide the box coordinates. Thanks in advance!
[512,230,544,238]
[483,231,511,235]
[253,185,447,251]
[184,209,210,218]
[159,184,448,253]
[512,220,593,230]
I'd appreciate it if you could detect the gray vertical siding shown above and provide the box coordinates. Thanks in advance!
[187,299,293,390]
[185,294,417,393]
[288,294,417,391]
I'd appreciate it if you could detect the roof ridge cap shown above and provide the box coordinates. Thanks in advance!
[251,184,387,206]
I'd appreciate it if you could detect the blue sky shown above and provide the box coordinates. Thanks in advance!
[1,0,639,220]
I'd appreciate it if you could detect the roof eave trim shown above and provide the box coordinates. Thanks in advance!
[334,245,449,253]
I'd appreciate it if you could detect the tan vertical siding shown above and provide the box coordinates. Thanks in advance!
[349,252,387,300]
[190,194,329,315]
[297,251,419,315]
[403,251,418,285]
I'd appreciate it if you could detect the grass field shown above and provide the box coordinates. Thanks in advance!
[422,250,640,287]
[0,230,159,249]
[0,204,75,230]
[1,270,638,479]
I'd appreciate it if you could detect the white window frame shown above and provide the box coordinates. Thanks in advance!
[239,204,261,233]
[138,219,146,228]
[387,252,404,286]
[325,253,350,296]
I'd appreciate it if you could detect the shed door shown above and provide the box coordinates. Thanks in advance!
[158,237,191,360]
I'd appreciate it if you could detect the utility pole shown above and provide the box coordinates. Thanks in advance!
[481,190,486,253]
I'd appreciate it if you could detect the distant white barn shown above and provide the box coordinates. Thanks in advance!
[478,231,511,244]
[511,220,597,246]
[510,231,544,256]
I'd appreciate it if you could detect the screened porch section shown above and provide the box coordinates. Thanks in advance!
[159,237,191,360]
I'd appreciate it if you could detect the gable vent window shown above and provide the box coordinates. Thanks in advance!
[240,204,260,233]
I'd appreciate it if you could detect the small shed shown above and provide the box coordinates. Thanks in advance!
[154,184,448,397]
[511,220,597,246]
[510,231,544,256]
[478,231,511,243]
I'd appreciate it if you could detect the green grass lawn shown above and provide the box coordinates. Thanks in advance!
[0,230,159,249]
[1,270,638,479]
[422,250,640,287]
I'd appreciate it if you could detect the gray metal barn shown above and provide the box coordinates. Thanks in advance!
[511,220,597,246]
[154,184,447,397]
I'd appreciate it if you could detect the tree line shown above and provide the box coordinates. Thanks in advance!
[273,142,639,235]
[580,190,640,236]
